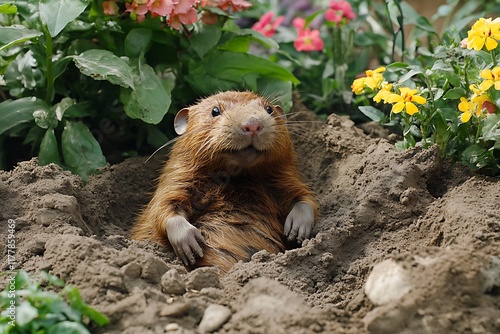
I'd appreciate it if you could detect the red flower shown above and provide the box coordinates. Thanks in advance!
[252,11,284,38]
[325,0,356,25]
[292,17,324,52]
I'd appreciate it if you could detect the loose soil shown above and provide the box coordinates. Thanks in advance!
[1,104,499,334]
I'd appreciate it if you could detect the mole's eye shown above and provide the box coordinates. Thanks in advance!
[265,105,273,115]
[211,106,221,117]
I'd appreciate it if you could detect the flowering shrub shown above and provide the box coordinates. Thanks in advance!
[352,17,500,175]
[0,0,296,179]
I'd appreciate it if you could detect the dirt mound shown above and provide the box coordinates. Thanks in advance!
[1,109,499,334]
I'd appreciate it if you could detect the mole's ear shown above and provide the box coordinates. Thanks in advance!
[274,105,286,122]
[174,108,189,135]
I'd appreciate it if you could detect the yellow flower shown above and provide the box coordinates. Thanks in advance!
[364,66,386,90]
[386,87,426,115]
[458,97,475,123]
[373,83,393,103]
[351,77,366,94]
[467,17,500,51]
[351,66,386,94]
[479,67,500,91]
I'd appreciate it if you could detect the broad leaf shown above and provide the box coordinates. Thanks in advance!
[124,28,153,58]
[47,321,90,334]
[358,106,385,122]
[0,97,49,134]
[186,51,299,94]
[39,128,61,166]
[0,25,43,52]
[61,121,106,181]
[39,0,91,37]
[443,87,467,100]
[72,49,135,89]
[16,301,38,327]
[481,114,500,143]
[190,24,222,58]
[120,61,171,124]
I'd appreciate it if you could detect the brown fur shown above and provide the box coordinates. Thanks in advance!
[132,91,318,273]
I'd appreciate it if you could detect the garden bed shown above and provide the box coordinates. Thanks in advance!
[1,107,499,334]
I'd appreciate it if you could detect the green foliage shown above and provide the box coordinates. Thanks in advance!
[352,19,500,175]
[0,0,297,179]
[0,270,108,333]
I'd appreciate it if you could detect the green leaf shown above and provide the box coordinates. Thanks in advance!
[0,26,43,52]
[481,114,500,143]
[398,69,422,84]
[124,28,153,58]
[186,51,299,94]
[72,49,135,89]
[443,87,467,100]
[229,29,279,49]
[358,106,385,122]
[414,15,436,34]
[0,98,49,135]
[190,24,222,58]
[64,102,96,118]
[16,301,38,327]
[47,321,90,334]
[39,0,91,37]
[61,121,106,182]
[65,286,109,326]
[120,61,171,124]
[0,3,17,14]
[39,128,61,165]
[461,145,494,170]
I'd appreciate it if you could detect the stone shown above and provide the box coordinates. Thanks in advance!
[161,269,186,295]
[365,259,412,305]
[186,267,222,291]
[198,304,232,333]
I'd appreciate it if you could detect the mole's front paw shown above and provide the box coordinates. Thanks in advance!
[166,215,206,265]
[284,201,315,243]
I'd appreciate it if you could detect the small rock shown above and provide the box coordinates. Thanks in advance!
[37,209,59,226]
[365,259,412,305]
[142,254,170,284]
[198,304,232,333]
[164,323,179,332]
[121,262,142,279]
[160,302,190,317]
[161,269,186,295]
[186,267,222,291]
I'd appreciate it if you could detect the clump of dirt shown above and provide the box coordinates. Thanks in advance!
[1,107,499,334]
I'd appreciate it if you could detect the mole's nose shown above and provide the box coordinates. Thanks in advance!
[241,118,263,136]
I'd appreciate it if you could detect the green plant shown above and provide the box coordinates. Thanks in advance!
[0,0,297,180]
[0,270,108,333]
[352,16,500,175]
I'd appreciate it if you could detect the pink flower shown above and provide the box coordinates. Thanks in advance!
[460,38,468,48]
[147,0,176,17]
[292,17,306,30]
[252,11,284,38]
[325,0,356,25]
[103,1,120,15]
[168,0,198,29]
[125,1,149,22]
[201,0,251,12]
[292,17,324,52]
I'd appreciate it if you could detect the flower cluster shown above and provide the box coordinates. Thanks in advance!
[466,17,500,51]
[251,1,357,53]
[351,66,427,116]
[325,0,356,25]
[103,0,252,29]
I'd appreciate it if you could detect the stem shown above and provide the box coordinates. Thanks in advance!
[43,25,54,104]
